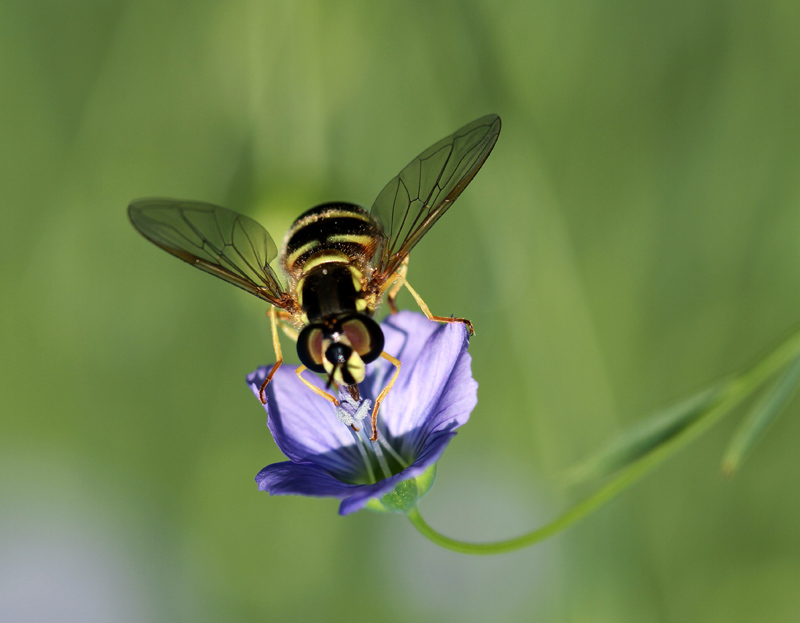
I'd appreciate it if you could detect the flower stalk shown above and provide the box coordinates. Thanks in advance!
[405,324,800,554]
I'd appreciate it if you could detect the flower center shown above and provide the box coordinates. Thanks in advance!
[335,394,409,485]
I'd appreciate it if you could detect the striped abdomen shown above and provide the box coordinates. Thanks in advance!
[280,202,381,277]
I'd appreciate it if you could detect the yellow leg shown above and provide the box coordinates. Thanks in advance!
[296,365,340,406]
[387,273,475,336]
[385,256,410,314]
[259,309,302,404]
[259,306,284,404]
[369,352,402,441]
[275,310,299,342]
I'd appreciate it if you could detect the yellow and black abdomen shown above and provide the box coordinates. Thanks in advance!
[281,202,381,277]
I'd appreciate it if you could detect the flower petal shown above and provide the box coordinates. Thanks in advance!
[256,461,357,497]
[416,338,477,439]
[247,366,364,481]
[371,313,476,446]
[358,311,443,396]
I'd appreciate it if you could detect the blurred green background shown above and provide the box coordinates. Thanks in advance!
[3,0,800,621]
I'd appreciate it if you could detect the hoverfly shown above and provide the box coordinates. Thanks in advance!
[129,114,501,439]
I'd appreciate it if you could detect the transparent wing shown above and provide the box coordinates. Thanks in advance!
[370,114,501,277]
[128,198,287,305]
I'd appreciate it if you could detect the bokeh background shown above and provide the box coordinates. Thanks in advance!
[3,1,800,621]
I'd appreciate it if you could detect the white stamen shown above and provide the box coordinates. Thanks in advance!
[370,437,393,480]
[336,394,403,482]
[347,426,376,484]
[334,395,372,427]
[376,430,409,469]
[334,407,354,426]
[352,399,371,423]
[341,394,359,408]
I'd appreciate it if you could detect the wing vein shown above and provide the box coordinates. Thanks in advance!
[369,115,501,278]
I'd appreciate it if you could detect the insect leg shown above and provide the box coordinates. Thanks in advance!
[369,352,402,441]
[259,306,284,404]
[275,310,299,342]
[295,365,340,406]
[385,256,410,314]
[387,273,475,336]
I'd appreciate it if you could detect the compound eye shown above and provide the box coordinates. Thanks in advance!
[296,324,326,372]
[341,315,384,364]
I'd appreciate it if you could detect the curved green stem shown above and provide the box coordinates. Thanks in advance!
[408,326,800,555]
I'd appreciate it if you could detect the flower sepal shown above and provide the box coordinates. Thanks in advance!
[365,464,437,514]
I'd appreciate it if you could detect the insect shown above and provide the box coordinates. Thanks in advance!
[129,114,501,439]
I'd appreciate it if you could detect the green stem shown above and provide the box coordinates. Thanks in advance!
[407,326,800,555]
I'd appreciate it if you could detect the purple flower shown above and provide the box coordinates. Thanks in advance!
[247,311,477,515]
